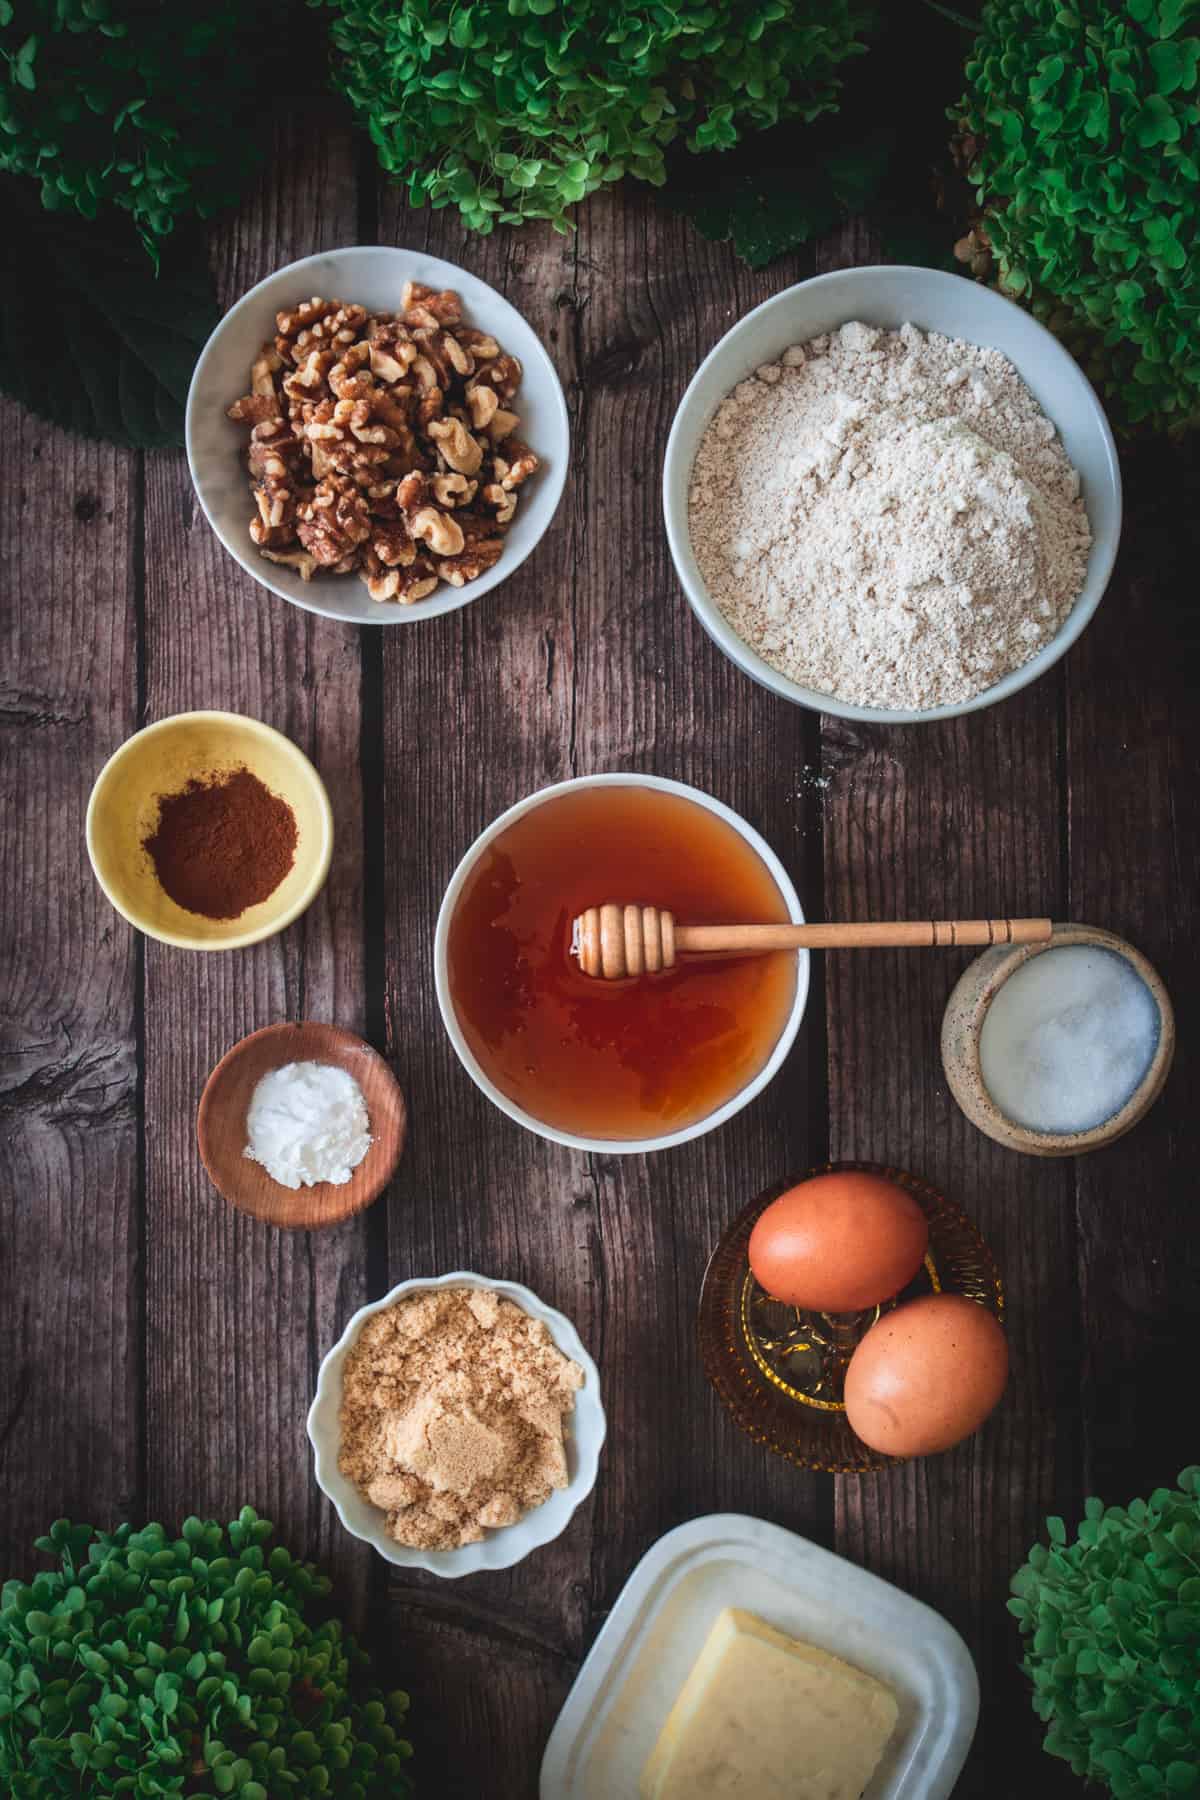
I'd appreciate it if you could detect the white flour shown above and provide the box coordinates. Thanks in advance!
[688,321,1092,711]
[244,1060,372,1189]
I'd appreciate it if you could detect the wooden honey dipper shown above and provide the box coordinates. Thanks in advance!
[572,905,1052,980]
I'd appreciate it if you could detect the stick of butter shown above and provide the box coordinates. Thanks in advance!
[639,1606,899,1800]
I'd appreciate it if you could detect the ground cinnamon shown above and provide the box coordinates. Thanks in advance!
[143,766,298,921]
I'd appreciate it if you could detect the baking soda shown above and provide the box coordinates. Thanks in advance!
[979,946,1159,1135]
[244,1060,371,1188]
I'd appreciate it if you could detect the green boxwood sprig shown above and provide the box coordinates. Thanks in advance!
[314,0,870,234]
[0,1508,414,1798]
[1010,1467,1200,1798]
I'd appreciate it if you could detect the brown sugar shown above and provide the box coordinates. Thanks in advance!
[338,1287,584,1551]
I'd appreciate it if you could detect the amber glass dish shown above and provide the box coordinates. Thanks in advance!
[697,1161,1005,1475]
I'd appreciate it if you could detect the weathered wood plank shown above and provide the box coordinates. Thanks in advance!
[140,107,373,1616]
[824,684,1083,1798]
[372,182,833,1795]
[0,407,140,1568]
[5,129,1197,1800]
[1067,477,1200,1504]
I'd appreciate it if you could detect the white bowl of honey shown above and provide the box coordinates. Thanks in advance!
[434,774,808,1152]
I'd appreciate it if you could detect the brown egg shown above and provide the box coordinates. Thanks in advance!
[843,1293,1008,1457]
[747,1172,929,1313]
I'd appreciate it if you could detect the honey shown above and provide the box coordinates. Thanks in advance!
[447,784,798,1140]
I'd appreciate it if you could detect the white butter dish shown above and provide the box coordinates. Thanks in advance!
[540,1512,978,1799]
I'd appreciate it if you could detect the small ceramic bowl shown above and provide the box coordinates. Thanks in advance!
[186,246,569,626]
[308,1272,605,1577]
[941,924,1175,1156]
[197,1022,407,1228]
[86,711,333,950]
[663,265,1122,725]
[433,773,809,1155]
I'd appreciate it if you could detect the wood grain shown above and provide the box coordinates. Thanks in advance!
[139,105,375,1618]
[823,687,1084,1798]
[2,130,1198,1800]
[1067,479,1200,1503]
[372,183,831,1797]
[0,408,140,1566]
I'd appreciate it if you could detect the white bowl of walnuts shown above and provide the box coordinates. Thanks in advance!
[186,246,569,625]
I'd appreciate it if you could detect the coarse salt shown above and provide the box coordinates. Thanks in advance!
[979,947,1160,1136]
[244,1060,372,1189]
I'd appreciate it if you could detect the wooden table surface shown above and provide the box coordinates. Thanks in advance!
[3,110,1197,1800]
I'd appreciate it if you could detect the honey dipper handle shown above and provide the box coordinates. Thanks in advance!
[572,906,1053,979]
[675,918,1053,952]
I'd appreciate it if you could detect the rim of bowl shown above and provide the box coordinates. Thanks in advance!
[433,772,809,1154]
[185,246,570,626]
[85,710,334,951]
[306,1271,606,1577]
[943,924,1175,1154]
[663,265,1123,725]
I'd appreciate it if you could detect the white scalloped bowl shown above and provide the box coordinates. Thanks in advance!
[307,1272,605,1577]
[186,246,569,626]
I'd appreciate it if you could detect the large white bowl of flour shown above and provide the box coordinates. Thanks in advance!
[663,266,1121,724]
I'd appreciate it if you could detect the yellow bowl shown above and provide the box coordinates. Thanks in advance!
[86,711,334,950]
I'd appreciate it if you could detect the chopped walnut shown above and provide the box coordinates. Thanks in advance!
[411,506,465,558]
[465,384,499,431]
[475,352,522,401]
[261,547,319,580]
[427,415,483,477]
[401,281,462,326]
[433,473,477,508]
[226,284,539,605]
[483,482,517,527]
[488,408,521,443]
[497,441,540,490]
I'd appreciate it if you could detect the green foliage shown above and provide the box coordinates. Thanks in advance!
[0,1508,414,1797]
[658,3,968,269]
[0,180,219,448]
[1010,1468,1200,1799]
[315,0,870,234]
[957,0,1200,434]
[0,0,266,259]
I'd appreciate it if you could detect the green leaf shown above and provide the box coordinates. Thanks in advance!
[0,179,219,448]
[13,33,38,89]
[1132,94,1182,146]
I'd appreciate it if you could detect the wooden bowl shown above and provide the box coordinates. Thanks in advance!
[940,923,1175,1157]
[198,1022,406,1227]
